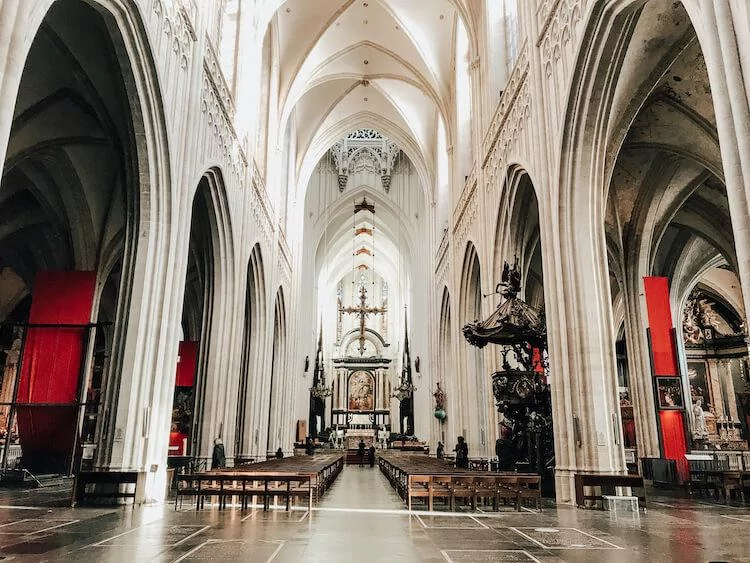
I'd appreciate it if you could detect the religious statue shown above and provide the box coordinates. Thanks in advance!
[692,398,709,441]
[433,382,445,410]
[496,258,522,299]
[0,330,22,430]
[683,292,726,344]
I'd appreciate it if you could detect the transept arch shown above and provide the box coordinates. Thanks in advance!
[437,286,455,444]
[492,166,544,310]
[458,241,491,455]
[181,167,237,461]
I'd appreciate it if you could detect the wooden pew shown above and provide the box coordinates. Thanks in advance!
[174,472,313,511]
[379,453,542,512]
[174,453,344,512]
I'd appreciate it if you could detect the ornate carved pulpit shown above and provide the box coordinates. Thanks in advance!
[462,260,554,495]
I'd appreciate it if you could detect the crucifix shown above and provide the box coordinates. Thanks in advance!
[340,285,387,355]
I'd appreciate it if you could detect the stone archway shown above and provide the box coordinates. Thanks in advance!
[0,0,169,476]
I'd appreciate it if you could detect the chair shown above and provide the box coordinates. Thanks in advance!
[723,471,745,503]
[408,475,431,511]
[496,476,519,509]
[474,476,499,511]
[174,474,200,510]
[431,476,453,511]
[451,476,476,511]
[516,476,542,511]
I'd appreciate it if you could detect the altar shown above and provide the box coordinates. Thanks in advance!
[345,431,375,449]
[330,356,393,443]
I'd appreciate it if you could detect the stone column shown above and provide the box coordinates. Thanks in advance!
[693,2,750,355]
[620,279,661,457]
[542,199,626,503]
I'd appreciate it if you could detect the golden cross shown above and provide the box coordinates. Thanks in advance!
[340,285,387,355]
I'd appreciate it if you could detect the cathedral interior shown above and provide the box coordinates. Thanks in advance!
[1,0,750,561]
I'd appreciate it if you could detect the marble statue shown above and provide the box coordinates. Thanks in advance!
[433,382,445,410]
[692,398,709,440]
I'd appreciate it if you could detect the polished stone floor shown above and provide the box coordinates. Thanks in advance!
[0,466,749,562]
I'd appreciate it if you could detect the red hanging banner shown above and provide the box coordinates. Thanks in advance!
[643,276,689,483]
[175,341,198,387]
[643,277,679,376]
[16,271,96,471]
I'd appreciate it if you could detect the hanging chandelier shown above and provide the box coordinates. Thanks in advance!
[310,323,332,399]
[391,378,415,401]
[310,377,333,399]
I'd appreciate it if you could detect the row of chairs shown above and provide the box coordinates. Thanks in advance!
[174,454,344,511]
[378,455,541,512]
[174,473,313,511]
[232,454,344,502]
[405,474,542,512]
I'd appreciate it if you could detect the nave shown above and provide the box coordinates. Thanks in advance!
[2,3,750,562]
[0,464,749,562]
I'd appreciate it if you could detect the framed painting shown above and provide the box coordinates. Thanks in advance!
[348,371,374,411]
[687,361,710,409]
[656,377,684,409]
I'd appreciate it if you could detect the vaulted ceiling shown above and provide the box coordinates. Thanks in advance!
[604,0,742,318]
[260,0,479,195]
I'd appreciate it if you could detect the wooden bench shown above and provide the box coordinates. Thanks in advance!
[379,452,543,512]
[344,449,367,465]
[174,472,313,511]
[574,473,646,509]
[174,454,344,512]
[72,470,140,507]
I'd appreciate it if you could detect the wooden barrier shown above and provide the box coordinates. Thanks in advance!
[574,473,646,509]
[73,470,141,506]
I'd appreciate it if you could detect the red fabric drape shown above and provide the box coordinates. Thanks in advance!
[643,277,679,375]
[660,410,689,482]
[644,276,688,484]
[16,271,96,457]
[170,341,198,456]
[175,341,198,387]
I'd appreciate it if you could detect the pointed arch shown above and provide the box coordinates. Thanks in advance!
[266,287,288,453]
[182,166,236,458]
[235,243,267,457]
[458,241,489,452]
[438,286,454,440]
[493,165,544,309]
[0,0,174,474]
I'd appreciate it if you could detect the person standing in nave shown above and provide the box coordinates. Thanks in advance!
[436,441,445,459]
[358,439,366,466]
[211,438,226,469]
[368,444,376,467]
[275,447,284,459]
[454,436,468,469]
